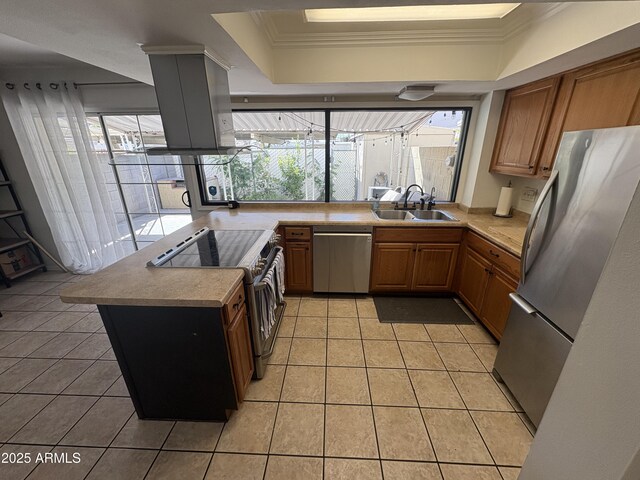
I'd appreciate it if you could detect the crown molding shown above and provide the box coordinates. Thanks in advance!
[250,4,565,49]
[271,29,504,47]
[502,3,570,42]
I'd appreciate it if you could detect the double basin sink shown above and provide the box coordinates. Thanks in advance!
[373,209,457,222]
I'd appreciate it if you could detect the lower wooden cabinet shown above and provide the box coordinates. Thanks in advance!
[370,241,459,293]
[224,301,254,403]
[223,281,254,403]
[285,241,313,293]
[370,243,416,291]
[480,267,517,340]
[457,247,492,314]
[412,244,459,291]
[282,226,313,294]
[456,238,519,341]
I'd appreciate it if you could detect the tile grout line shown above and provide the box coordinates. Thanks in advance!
[260,310,296,480]
[394,318,443,480]
[428,332,502,470]
[140,416,181,480]
[453,322,536,462]
[356,301,384,480]
[322,304,328,480]
[18,357,99,396]
[439,349,501,469]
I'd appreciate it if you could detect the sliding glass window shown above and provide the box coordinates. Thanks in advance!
[197,108,468,205]
[329,110,468,202]
[199,111,326,203]
[95,115,192,249]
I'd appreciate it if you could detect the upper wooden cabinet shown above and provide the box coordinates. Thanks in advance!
[490,77,560,176]
[491,48,640,178]
[538,50,640,175]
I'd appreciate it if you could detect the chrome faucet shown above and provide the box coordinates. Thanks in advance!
[427,187,437,210]
[401,184,424,209]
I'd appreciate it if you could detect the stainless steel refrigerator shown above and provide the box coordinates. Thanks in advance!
[494,125,640,427]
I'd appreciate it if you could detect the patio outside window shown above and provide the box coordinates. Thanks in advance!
[197,109,469,204]
[87,115,193,250]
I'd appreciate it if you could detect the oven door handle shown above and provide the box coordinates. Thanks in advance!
[260,300,287,359]
[253,246,283,287]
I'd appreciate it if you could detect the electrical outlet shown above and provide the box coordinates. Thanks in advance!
[522,187,538,202]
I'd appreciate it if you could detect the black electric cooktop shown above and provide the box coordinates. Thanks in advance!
[155,229,266,268]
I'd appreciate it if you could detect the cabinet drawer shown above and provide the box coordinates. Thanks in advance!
[374,227,463,243]
[284,227,311,241]
[466,231,520,280]
[224,282,246,324]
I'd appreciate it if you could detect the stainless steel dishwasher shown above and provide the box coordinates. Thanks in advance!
[313,225,373,293]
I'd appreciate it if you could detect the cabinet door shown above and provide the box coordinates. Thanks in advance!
[490,76,560,176]
[412,243,459,292]
[226,305,254,402]
[370,243,415,292]
[285,241,312,293]
[539,51,640,175]
[480,268,518,341]
[456,247,492,315]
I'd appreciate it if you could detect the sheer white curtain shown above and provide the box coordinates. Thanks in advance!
[1,83,127,273]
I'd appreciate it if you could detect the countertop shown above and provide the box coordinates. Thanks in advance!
[60,204,527,308]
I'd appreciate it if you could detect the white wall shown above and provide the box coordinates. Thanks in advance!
[520,183,640,480]
[459,90,507,209]
[507,176,546,214]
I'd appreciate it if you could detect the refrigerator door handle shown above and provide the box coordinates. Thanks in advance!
[509,292,537,315]
[521,170,559,283]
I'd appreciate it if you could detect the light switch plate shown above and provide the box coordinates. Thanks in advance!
[522,187,538,202]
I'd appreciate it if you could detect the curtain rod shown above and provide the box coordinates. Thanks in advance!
[4,81,144,90]
[74,81,144,87]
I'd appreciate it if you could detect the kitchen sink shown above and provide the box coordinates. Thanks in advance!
[372,210,413,220]
[411,210,456,221]
[373,209,456,222]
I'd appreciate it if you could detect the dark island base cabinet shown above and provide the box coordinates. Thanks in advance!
[98,304,238,422]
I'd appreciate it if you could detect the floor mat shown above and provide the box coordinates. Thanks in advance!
[373,296,474,324]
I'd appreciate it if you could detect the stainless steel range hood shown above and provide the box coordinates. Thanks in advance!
[142,46,236,156]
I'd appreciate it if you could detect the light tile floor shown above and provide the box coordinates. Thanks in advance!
[0,271,533,479]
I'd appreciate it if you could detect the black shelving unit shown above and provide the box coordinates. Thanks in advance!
[0,157,46,287]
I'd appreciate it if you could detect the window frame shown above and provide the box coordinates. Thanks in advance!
[198,106,472,206]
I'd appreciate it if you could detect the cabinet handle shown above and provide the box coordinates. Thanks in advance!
[232,295,243,311]
[542,166,550,171]
[291,232,303,236]
[484,268,490,272]
[489,249,500,258]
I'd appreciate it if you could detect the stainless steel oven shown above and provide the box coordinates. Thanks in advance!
[147,227,286,378]
[244,245,286,378]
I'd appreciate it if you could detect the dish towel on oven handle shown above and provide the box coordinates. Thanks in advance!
[272,249,285,303]
[258,248,286,340]
[259,268,277,340]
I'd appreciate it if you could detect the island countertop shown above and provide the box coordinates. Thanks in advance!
[60,204,527,308]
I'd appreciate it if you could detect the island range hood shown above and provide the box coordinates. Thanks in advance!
[142,46,236,156]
